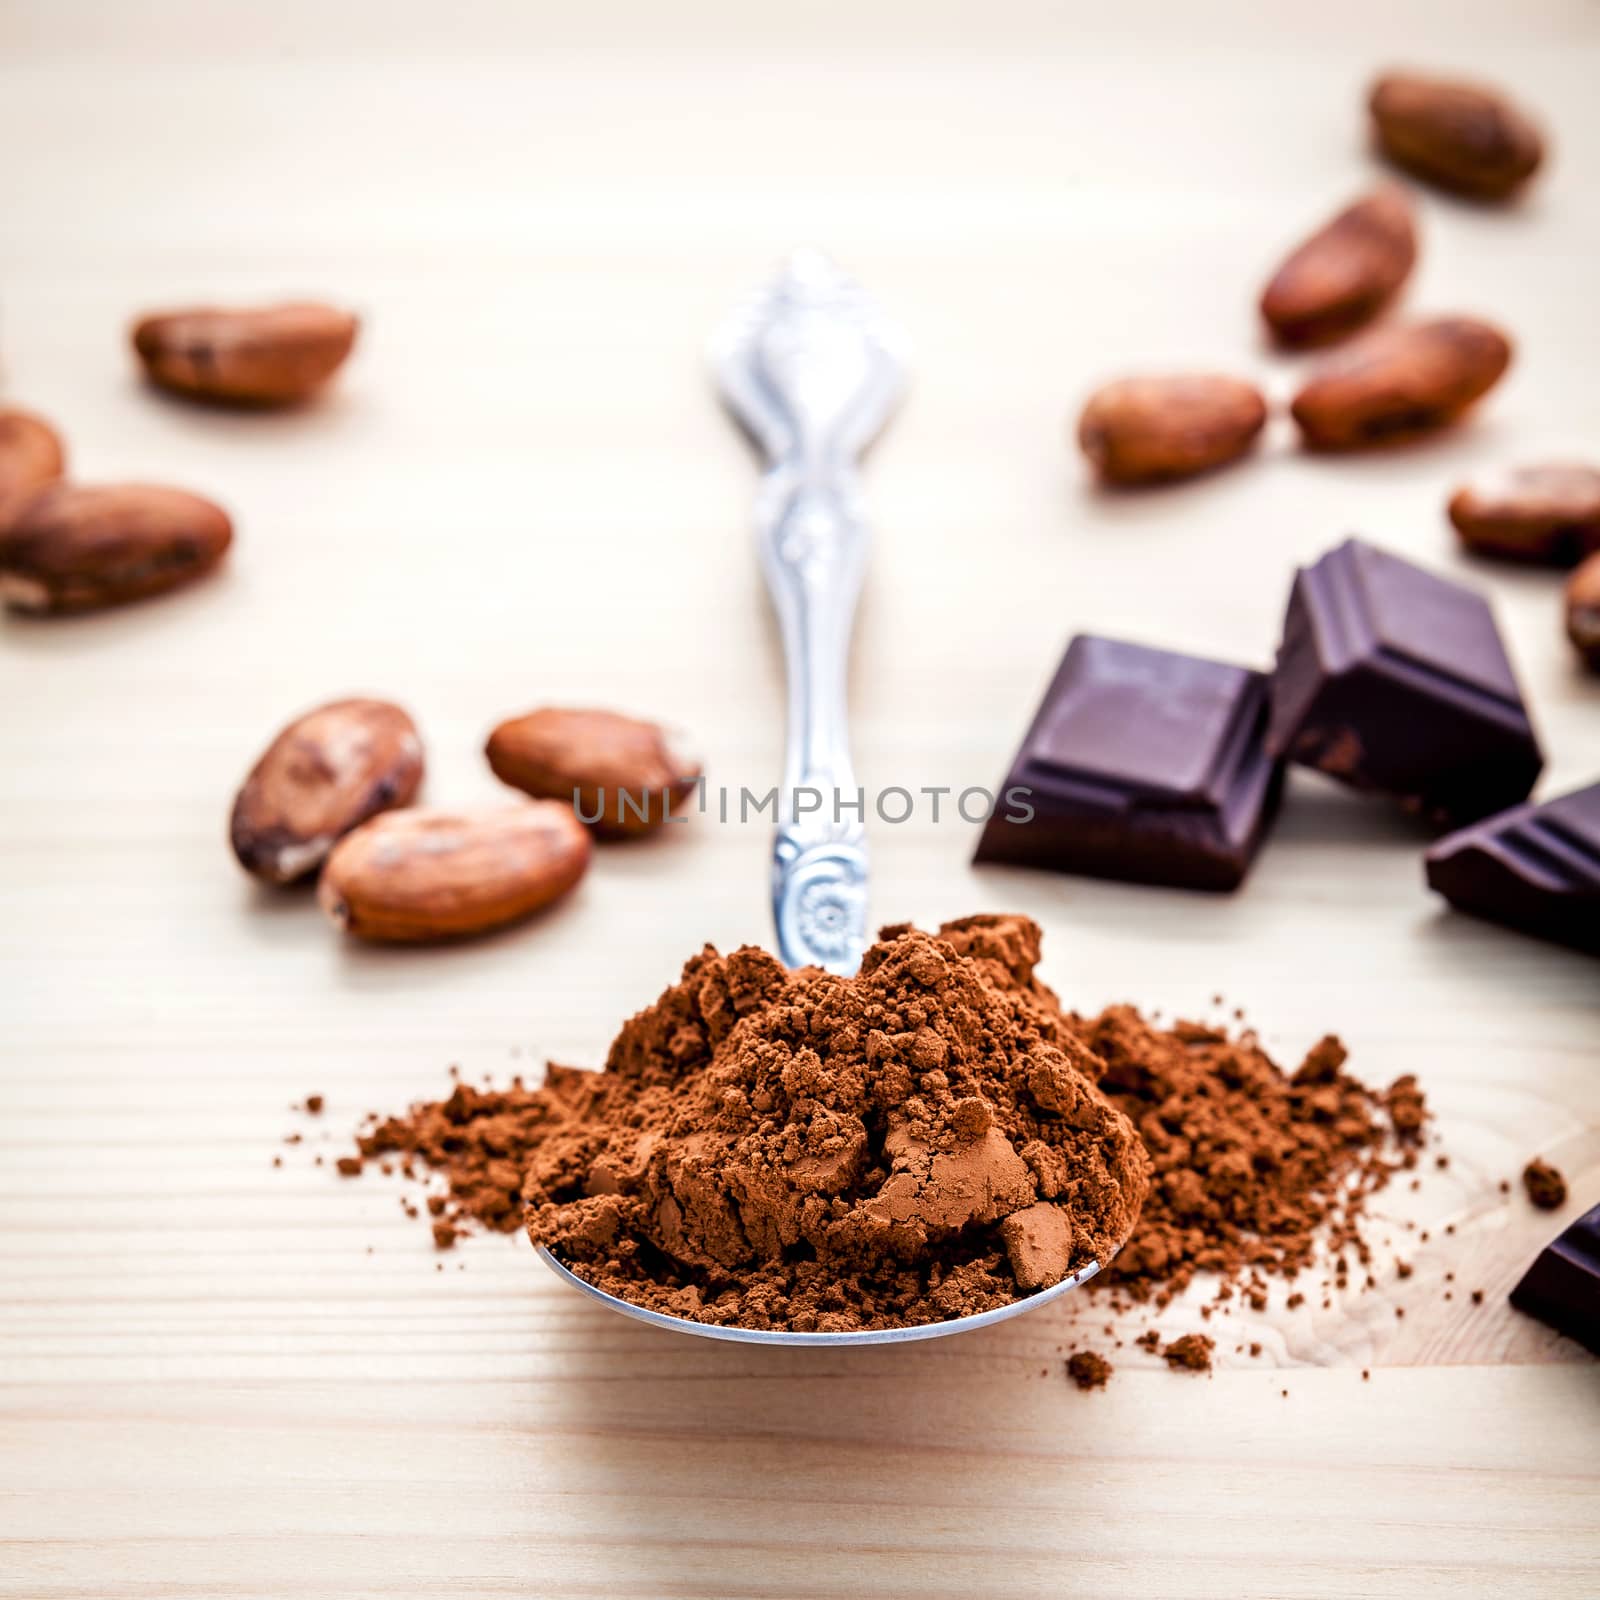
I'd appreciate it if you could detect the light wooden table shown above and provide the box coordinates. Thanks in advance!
[2,2,1597,1595]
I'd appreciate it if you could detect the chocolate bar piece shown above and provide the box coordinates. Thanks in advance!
[1267,538,1542,825]
[1424,781,1600,956]
[1510,1202,1600,1355]
[973,636,1284,891]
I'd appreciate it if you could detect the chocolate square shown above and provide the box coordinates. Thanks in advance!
[1424,781,1600,956]
[973,636,1284,891]
[1510,1202,1600,1355]
[1267,538,1542,825]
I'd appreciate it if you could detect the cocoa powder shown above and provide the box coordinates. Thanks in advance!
[1161,1333,1215,1373]
[341,913,1427,1345]
[1522,1158,1566,1210]
[523,919,1148,1332]
[1071,1012,1423,1308]
[931,918,1427,1316]
[358,1074,570,1236]
[1066,1350,1112,1390]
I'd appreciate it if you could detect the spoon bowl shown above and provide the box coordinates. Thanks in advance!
[535,1246,1102,1346]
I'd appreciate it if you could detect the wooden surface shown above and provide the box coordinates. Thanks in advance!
[2,2,1598,1595]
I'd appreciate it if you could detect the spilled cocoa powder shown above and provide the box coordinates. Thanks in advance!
[358,1077,564,1234]
[1522,1158,1566,1210]
[1066,1350,1112,1390]
[339,913,1428,1345]
[1162,1332,1215,1373]
[1071,1013,1424,1310]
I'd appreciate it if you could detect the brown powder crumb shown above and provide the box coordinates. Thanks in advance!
[432,1219,458,1250]
[1522,1159,1567,1211]
[1471,1289,1484,1306]
[1384,1077,1426,1142]
[1163,1333,1214,1373]
[1395,1307,1405,1319]
[1136,1329,1162,1352]
[1499,1180,1512,1195]
[334,1156,362,1177]
[1287,1293,1305,1310]
[1066,1350,1113,1390]
[1248,1341,1262,1358]
[271,1155,282,1168]
[305,1095,324,1115]
[1396,1261,1413,1279]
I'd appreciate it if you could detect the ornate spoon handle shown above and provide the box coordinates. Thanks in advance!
[759,463,869,973]
[714,252,904,974]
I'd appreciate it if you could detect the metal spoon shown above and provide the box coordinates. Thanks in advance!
[536,254,1105,1341]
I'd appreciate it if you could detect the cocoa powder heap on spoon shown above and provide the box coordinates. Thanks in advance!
[519,917,1148,1332]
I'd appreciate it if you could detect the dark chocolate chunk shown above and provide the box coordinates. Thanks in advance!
[1510,1202,1600,1356]
[1424,782,1600,956]
[1267,539,1542,825]
[973,636,1284,891]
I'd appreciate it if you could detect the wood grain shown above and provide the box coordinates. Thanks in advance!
[1,1,1597,1594]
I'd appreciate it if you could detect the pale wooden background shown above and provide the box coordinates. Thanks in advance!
[2,1,1597,1595]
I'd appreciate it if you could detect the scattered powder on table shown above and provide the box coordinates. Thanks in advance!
[1066,1350,1113,1390]
[358,1075,566,1235]
[332,913,1428,1350]
[1162,1333,1215,1373]
[1522,1158,1567,1210]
